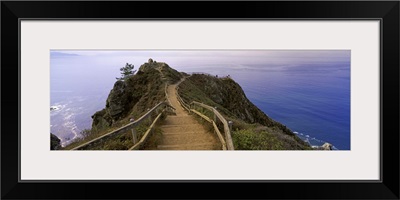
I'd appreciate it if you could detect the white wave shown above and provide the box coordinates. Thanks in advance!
[60,122,80,147]
[50,106,59,111]
[293,131,299,134]
[65,114,74,121]
[50,105,62,111]
[50,103,67,112]
[293,130,339,150]
[58,110,82,146]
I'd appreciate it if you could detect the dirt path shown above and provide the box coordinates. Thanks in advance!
[157,82,221,150]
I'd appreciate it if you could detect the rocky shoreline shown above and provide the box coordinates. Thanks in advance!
[312,142,334,150]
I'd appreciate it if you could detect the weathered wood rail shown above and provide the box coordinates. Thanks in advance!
[71,101,175,150]
[191,101,235,150]
[71,76,233,150]
[176,86,235,150]
[128,109,165,150]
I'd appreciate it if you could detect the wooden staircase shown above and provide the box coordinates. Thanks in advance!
[156,84,220,150]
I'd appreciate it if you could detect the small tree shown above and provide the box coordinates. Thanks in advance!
[117,63,136,80]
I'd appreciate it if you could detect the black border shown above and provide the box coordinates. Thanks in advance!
[2,1,399,199]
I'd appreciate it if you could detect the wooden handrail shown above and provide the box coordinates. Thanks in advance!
[189,108,227,150]
[175,80,234,150]
[175,86,191,112]
[71,101,174,150]
[212,121,227,150]
[129,110,164,150]
[191,101,234,150]
[74,76,234,150]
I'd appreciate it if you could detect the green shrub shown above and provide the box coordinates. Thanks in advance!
[232,129,284,150]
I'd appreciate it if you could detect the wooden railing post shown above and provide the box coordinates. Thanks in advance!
[71,102,167,150]
[132,128,137,144]
[228,121,233,132]
[213,107,217,122]
[147,108,152,123]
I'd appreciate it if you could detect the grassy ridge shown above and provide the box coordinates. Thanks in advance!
[178,74,312,150]
[60,61,311,150]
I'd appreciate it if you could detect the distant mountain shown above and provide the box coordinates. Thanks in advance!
[50,52,80,57]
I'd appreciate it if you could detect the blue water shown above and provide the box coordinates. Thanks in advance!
[50,53,120,146]
[187,64,350,150]
[50,51,350,149]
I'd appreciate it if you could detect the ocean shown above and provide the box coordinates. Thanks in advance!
[198,64,350,150]
[50,51,350,149]
[50,53,120,146]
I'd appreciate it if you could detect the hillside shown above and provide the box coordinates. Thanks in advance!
[178,74,311,150]
[63,59,311,150]
[63,59,182,150]
[91,59,182,132]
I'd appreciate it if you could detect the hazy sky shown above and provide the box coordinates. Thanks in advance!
[51,50,350,72]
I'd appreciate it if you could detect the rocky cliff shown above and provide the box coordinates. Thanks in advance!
[50,133,61,150]
[85,59,310,150]
[91,59,182,133]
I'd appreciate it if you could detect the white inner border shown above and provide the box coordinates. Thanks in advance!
[20,21,380,180]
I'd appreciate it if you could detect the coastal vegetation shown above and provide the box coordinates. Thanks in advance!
[178,74,311,150]
[55,59,313,150]
[116,63,136,81]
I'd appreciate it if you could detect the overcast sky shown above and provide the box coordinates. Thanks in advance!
[51,50,350,72]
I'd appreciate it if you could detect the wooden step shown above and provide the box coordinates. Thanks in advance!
[162,133,216,145]
[157,143,221,150]
[160,124,206,133]
[161,124,200,128]
[162,116,195,124]
[151,82,221,150]
[162,131,204,136]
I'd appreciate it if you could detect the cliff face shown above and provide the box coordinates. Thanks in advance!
[88,60,309,150]
[50,133,61,150]
[91,60,182,133]
[178,74,277,124]
[181,74,267,123]
[178,74,311,150]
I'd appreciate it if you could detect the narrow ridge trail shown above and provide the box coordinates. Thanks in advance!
[157,82,220,150]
